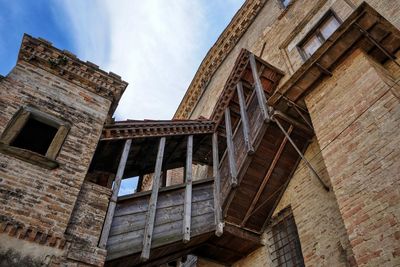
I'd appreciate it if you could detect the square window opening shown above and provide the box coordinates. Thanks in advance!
[0,106,70,169]
[11,117,58,155]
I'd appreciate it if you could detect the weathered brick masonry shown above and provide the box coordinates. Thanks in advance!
[306,49,400,266]
[1,0,400,266]
[0,35,127,266]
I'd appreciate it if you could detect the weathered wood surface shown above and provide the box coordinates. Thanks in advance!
[236,82,254,154]
[99,139,132,249]
[106,179,215,261]
[224,107,238,187]
[141,137,166,261]
[219,87,265,207]
[183,135,193,243]
[212,133,223,237]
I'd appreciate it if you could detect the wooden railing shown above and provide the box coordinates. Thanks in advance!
[105,179,215,261]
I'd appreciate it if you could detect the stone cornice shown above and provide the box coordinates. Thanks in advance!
[101,119,215,140]
[173,0,267,119]
[18,34,128,116]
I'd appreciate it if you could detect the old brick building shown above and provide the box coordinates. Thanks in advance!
[0,1,399,267]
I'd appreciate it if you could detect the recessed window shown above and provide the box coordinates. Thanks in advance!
[11,117,58,155]
[0,106,70,169]
[268,207,305,267]
[281,0,292,8]
[299,12,341,59]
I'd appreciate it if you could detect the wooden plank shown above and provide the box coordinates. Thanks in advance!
[99,139,132,249]
[249,53,269,122]
[241,126,292,227]
[224,108,238,187]
[1,109,30,144]
[273,118,330,191]
[212,133,223,237]
[110,200,215,236]
[115,183,213,217]
[236,82,254,155]
[141,137,166,261]
[212,132,224,236]
[46,124,70,159]
[183,135,193,243]
[107,212,215,260]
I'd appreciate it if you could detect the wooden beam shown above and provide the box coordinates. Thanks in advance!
[136,174,144,193]
[183,135,193,243]
[212,133,223,237]
[249,53,270,122]
[241,126,293,227]
[224,108,238,187]
[99,139,132,249]
[354,23,399,65]
[236,81,254,154]
[141,137,166,261]
[224,223,262,245]
[273,118,330,191]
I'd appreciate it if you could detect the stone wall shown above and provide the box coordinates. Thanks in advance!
[233,139,352,267]
[0,59,110,231]
[0,36,120,265]
[306,49,400,266]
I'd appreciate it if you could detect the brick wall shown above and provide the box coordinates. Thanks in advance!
[0,55,113,264]
[234,139,352,267]
[306,49,400,266]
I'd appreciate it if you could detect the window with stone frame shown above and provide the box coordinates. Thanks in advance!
[266,206,305,267]
[0,106,70,169]
[298,11,341,60]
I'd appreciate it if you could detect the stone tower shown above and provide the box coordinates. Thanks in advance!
[0,34,127,266]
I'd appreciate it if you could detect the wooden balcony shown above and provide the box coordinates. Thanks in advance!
[106,179,215,266]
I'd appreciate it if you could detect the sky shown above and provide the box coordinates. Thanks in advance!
[0,0,244,121]
[0,0,244,195]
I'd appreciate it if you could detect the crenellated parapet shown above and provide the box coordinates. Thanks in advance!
[18,34,128,115]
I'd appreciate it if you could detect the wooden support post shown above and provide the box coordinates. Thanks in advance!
[249,53,270,122]
[212,133,223,237]
[354,23,399,67]
[99,139,132,249]
[183,135,193,243]
[273,118,330,191]
[237,82,254,154]
[225,108,238,187]
[141,137,166,262]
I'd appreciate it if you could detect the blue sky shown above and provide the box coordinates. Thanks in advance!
[0,1,244,195]
[0,0,244,121]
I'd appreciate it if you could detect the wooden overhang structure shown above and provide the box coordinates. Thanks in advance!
[90,119,218,266]
[87,3,400,266]
[269,2,400,109]
[191,49,321,264]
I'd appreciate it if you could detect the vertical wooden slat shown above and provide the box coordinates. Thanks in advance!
[99,139,132,249]
[183,135,193,243]
[225,108,238,187]
[236,81,254,154]
[213,133,223,236]
[249,53,270,122]
[141,137,166,261]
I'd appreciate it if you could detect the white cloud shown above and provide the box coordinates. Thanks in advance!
[57,0,244,120]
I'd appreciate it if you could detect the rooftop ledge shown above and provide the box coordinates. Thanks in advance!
[18,34,128,116]
[268,2,400,108]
